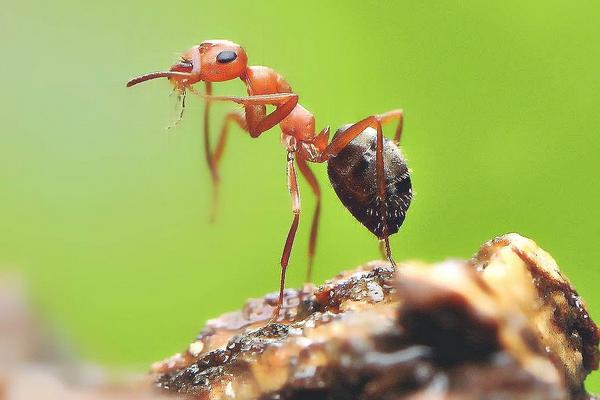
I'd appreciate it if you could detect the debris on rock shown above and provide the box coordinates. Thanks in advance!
[152,234,599,400]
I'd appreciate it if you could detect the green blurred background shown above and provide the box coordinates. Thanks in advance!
[1,0,599,391]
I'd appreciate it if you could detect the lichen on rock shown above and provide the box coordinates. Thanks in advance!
[152,234,599,400]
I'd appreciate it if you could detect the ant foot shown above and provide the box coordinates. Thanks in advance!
[269,304,282,324]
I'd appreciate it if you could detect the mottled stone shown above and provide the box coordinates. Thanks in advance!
[152,234,599,400]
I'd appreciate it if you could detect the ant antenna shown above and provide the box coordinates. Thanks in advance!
[126,71,192,87]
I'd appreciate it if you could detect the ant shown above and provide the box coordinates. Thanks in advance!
[127,40,412,320]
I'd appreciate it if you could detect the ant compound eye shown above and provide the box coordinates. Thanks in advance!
[216,51,237,64]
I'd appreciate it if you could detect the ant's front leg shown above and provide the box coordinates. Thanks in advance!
[206,111,247,221]
[203,86,248,219]
[201,82,221,222]
[203,91,294,219]
[213,112,247,168]
[200,83,250,221]
[203,93,298,137]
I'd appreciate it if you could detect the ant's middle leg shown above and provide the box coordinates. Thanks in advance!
[272,151,301,322]
[296,156,321,283]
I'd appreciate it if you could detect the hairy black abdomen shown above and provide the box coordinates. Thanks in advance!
[327,126,412,239]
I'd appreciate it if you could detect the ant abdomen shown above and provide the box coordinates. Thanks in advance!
[327,126,412,239]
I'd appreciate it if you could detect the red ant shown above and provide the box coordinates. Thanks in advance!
[127,40,412,320]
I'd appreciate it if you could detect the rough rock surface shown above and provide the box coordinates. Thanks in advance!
[152,234,599,400]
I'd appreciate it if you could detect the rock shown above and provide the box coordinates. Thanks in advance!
[151,234,599,400]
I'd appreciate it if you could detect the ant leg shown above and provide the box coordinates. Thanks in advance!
[272,151,301,322]
[315,109,404,162]
[203,82,213,176]
[380,109,404,143]
[376,120,397,268]
[296,156,321,283]
[378,240,387,259]
[201,82,220,222]
[314,110,404,268]
[207,111,247,221]
[203,93,298,137]
[213,112,247,168]
[200,84,248,221]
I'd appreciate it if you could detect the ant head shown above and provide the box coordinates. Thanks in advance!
[186,40,248,83]
[126,40,248,89]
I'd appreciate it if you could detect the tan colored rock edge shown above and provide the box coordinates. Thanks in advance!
[152,234,599,400]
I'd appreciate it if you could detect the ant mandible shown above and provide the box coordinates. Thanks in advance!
[126,40,412,320]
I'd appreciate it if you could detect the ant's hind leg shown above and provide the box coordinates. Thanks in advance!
[380,109,404,143]
[315,110,404,268]
[378,240,387,260]
[374,121,397,268]
[272,151,301,322]
[314,109,403,162]
[296,157,321,283]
